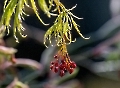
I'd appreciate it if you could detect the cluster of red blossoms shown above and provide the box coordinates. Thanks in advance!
[50,47,76,77]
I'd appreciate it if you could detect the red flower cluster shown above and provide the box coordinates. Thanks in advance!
[50,51,76,77]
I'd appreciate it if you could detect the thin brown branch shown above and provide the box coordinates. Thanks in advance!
[0,58,42,70]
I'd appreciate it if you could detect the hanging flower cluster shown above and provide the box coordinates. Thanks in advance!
[50,44,76,77]
[0,0,90,77]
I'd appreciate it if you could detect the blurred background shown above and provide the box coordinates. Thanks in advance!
[0,0,120,88]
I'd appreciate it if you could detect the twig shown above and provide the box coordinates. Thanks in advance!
[0,58,42,70]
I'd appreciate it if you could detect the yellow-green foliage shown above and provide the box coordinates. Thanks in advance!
[44,1,90,47]
[0,0,89,45]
